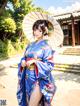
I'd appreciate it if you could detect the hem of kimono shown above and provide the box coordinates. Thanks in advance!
[39,89,52,105]
[39,83,57,104]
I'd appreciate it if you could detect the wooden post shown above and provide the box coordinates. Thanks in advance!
[71,14,75,46]
[78,21,79,45]
[78,21,80,45]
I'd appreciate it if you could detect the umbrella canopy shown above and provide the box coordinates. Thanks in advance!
[22,11,64,48]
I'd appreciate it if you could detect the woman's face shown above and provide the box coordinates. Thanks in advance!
[33,28,43,40]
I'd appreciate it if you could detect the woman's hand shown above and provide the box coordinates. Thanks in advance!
[21,60,26,67]
[21,58,36,67]
[26,59,36,66]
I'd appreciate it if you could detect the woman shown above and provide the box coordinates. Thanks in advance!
[17,20,56,106]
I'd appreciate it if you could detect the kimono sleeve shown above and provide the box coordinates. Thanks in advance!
[35,45,55,78]
[16,44,30,106]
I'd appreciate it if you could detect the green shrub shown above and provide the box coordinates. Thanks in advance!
[0,37,28,60]
[7,40,16,56]
[0,17,16,40]
[0,40,7,53]
[0,17,16,33]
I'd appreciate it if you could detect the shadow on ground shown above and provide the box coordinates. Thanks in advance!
[53,71,80,83]
[0,64,7,76]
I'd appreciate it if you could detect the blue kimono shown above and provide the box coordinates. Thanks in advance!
[17,39,56,106]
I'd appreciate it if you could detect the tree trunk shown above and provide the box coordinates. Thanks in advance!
[0,0,7,15]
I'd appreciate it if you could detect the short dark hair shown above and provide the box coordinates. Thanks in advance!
[32,20,49,36]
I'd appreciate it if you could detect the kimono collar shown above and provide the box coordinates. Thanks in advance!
[34,39,48,45]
